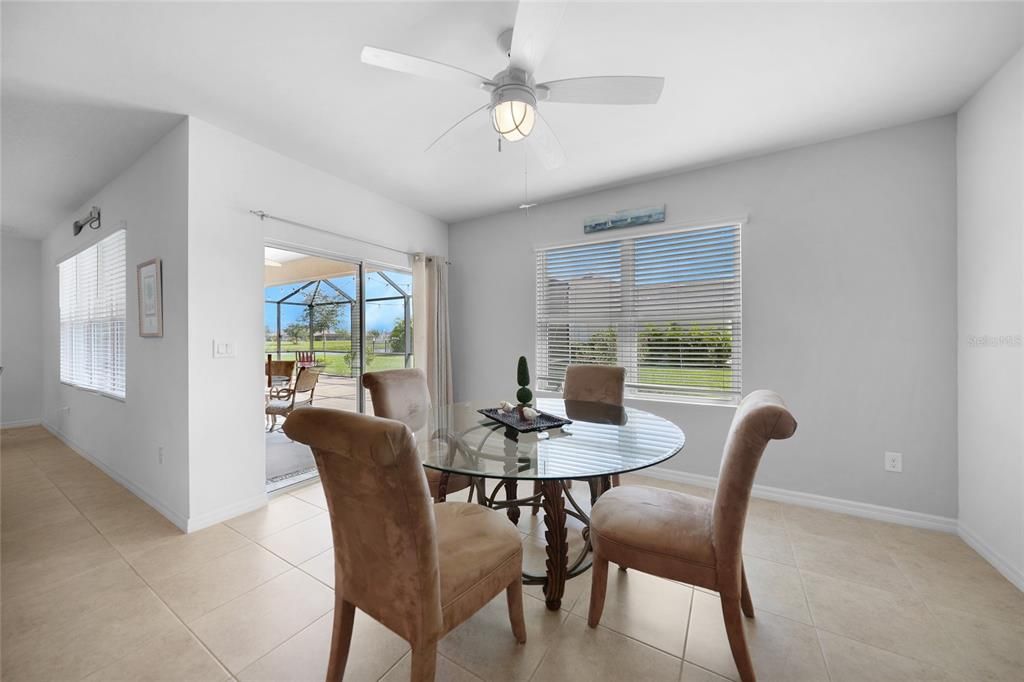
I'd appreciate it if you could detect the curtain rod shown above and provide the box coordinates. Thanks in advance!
[251,209,418,259]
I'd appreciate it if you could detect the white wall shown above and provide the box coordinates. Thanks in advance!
[185,118,448,529]
[1,233,44,427]
[957,48,1024,588]
[450,116,958,520]
[40,119,191,525]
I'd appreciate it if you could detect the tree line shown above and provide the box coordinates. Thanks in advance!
[568,322,733,367]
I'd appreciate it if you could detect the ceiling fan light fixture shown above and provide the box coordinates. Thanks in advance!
[492,99,535,142]
[490,80,537,142]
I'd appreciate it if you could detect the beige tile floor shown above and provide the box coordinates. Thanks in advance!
[3,424,1024,681]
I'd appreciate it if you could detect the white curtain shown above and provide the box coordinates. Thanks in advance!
[413,254,453,406]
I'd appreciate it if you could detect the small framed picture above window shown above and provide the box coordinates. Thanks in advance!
[137,258,163,337]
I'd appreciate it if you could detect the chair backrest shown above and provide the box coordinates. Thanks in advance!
[266,359,295,387]
[283,407,442,642]
[563,365,626,406]
[710,390,797,593]
[362,368,431,432]
[297,351,314,363]
[293,367,321,394]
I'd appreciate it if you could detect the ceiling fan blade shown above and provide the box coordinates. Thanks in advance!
[509,0,567,73]
[425,104,491,153]
[361,46,493,90]
[537,76,665,105]
[526,112,566,170]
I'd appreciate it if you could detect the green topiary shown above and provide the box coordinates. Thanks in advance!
[516,356,533,405]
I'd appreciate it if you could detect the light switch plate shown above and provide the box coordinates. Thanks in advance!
[212,340,235,359]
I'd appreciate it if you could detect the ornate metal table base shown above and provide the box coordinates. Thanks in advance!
[485,476,609,610]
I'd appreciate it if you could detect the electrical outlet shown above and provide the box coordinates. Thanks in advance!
[158,447,164,465]
[61,406,71,416]
[884,451,903,473]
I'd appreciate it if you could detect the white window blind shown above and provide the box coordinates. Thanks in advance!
[59,230,127,399]
[536,224,742,403]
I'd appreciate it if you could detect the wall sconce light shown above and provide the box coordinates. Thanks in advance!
[73,206,101,236]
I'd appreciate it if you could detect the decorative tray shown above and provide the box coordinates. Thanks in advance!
[477,407,572,434]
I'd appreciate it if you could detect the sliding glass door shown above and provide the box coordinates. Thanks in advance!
[264,247,413,415]
[361,265,414,412]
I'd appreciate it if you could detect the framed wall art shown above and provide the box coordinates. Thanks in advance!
[137,258,163,337]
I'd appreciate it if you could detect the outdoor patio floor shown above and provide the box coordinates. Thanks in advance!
[265,374,369,491]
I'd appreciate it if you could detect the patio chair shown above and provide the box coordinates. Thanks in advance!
[296,350,316,369]
[266,367,322,432]
[266,356,296,405]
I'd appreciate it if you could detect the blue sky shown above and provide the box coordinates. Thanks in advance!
[265,269,412,334]
[545,226,738,285]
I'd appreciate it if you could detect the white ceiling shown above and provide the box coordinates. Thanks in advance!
[264,247,308,265]
[3,2,1022,239]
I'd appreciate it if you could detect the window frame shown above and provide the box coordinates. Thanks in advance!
[57,229,128,402]
[534,220,743,406]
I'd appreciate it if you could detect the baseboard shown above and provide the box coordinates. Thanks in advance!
[644,466,959,533]
[41,421,190,532]
[957,522,1024,592]
[2,418,42,429]
[186,493,267,533]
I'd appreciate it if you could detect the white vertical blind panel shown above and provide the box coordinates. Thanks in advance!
[536,224,741,403]
[59,230,127,398]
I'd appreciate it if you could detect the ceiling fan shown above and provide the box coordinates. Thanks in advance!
[360,0,665,169]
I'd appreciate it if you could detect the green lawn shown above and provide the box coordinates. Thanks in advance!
[637,365,735,390]
[266,346,407,376]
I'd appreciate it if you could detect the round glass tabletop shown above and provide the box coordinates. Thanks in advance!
[415,398,685,480]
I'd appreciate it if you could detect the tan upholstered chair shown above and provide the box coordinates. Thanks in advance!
[587,390,797,682]
[563,364,626,406]
[532,364,627,514]
[283,407,526,681]
[362,368,472,502]
[564,364,626,488]
[266,367,321,431]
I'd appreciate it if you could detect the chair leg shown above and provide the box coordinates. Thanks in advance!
[506,579,527,643]
[326,599,356,681]
[531,479,542,515]
[741,566,755,618]
[721,597,756,682]
[587,555,609,627]
[410,641,437,682]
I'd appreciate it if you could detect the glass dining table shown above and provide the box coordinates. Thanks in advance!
[414,398,686,610]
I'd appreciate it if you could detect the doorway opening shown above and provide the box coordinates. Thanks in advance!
[263,244,413,492]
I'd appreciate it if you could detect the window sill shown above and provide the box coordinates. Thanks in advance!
[59,381,126,403]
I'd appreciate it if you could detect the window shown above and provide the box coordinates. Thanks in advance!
[59,230,127,399]
[536,223,741,403]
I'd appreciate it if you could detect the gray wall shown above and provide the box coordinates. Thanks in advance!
[957,47,1023,586]
[1,233,43,426]
[40,120,191,525]
[449,116,958,518]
